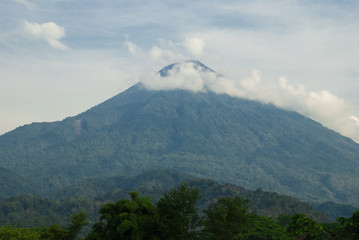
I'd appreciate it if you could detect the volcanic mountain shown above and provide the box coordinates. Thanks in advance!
[1,60,358,206]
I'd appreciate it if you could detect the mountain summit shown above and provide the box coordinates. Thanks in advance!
[0,62,359,206]
[142,60,224,93]
[159,60,217,77]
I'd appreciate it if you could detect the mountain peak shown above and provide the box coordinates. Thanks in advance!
[159,60,217,77]
[141,60,223,93]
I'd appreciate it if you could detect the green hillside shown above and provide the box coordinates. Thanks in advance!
[0,167,35,199]
[0,63,359,207]
[0,170,332,228]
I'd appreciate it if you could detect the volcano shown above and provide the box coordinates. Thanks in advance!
[0,61,358,206]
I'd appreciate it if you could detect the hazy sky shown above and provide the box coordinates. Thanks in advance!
[1,0,359,141]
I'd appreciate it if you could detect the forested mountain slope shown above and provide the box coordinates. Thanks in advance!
[0,62,358,206]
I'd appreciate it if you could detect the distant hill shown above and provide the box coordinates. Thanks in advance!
[0,169,332,228]
[0,61,358,207]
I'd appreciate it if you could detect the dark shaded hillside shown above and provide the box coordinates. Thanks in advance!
[312,201,358,221]
[52,169,193,200]
[0,170,332,228]
[0,63,359,206]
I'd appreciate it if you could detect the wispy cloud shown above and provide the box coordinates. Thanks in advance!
[123,40,141,55]
[12,0,35,10]
[21,21,69,50]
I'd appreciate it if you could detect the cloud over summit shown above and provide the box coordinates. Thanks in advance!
[142,61,233,94]
[142,61,359,142]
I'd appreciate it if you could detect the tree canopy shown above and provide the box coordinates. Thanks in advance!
[2,184,358,240]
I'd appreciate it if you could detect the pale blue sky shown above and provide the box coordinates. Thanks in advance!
[1,0,359,140]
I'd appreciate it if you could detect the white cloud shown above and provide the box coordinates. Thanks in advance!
[123,40,140,55]
[235,71,359,142]
[149,46,174,62]
[12,0,35,10]
[182,37,205,56]
[21,21,69,50]
[350,116,359,127]
[141,61,359,142]
[142,62,204,92]
[142,61,237,95]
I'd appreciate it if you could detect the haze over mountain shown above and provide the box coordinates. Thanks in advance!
[0,61,358,207]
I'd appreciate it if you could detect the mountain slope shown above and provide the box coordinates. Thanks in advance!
[0,62,358,206]
[0,167,34,198]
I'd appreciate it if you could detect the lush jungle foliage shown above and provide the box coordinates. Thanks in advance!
[3,183,358,240]
[0,212,88,240]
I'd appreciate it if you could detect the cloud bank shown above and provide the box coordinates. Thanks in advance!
[142,61,359,142]
[21,21,69,50]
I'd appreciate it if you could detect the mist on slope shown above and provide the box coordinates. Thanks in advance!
[142,61,359,142]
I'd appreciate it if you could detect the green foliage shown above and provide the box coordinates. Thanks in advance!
[0,170,335,230]
[40,224,69,240]
[0,212,88,240]
[287,213,324,239]
[0,195,93,228]
[242,215,292,240]
[39,212,88,240]
[346,210,359,238]
[332,209,359,239]
[276,214,292,228]
[86,192,158,240]
[202,196,252,239]
[0,226,42,240]
[0,167,35,199]
[1,185,358,240]
[156,183,201,240]
[67,212,89,240]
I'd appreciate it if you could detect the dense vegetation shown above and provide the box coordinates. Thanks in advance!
[2,184,358,239]
[0,212,88,240]
[1,78,359,206]
[1,169,338,229]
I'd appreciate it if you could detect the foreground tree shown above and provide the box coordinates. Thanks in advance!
[41,212,88,240]
[333,209,359,239]
[242,215,292,240]
[202,196,252,240]
[156,183,201,240]
[86,192,158,240]
[287,213,324,240]
[67,212,89,240]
